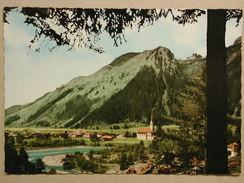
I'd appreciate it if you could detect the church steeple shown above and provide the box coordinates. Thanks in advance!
[150,109,154,131]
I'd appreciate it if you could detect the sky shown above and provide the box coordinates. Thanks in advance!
[4,10,242,108]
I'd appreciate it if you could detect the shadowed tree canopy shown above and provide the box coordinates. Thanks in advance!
[3,7,242,174]
[5,133,45,174]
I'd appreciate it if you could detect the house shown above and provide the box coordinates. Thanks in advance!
[227,142,239,158]
[68,130,83,138]
[186,53,202,60]
[137,114,154,140]
[137,128,154,140]
[58,131,67,137]
[82,131,93,138]
[101,135,114,141]
[117,134,125,139]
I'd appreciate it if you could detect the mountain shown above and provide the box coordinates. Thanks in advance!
[5,38,242,128]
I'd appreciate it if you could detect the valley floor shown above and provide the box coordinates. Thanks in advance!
[5,127,241,175]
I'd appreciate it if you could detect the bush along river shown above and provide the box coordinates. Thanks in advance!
[27,146,105,174]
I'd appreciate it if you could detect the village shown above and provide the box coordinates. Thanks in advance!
[5,117,241,175]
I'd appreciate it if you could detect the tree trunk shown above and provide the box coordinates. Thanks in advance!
[206,9,228,174]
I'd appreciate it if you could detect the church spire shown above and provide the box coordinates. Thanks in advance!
[150,109,154,131]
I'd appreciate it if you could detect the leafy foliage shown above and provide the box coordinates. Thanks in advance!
[119,153,134,170]
[62,152,99,173]
[4,8,208,53]
[148,72,207,173]
[173,77,206,122]
[226,42,242,116]
[227,116,241,144]
[5,133,45,174]
[28,137,86,148]
[4,8,241,54]
[90,133,100,143]
[36,120,50,127]
[173,74,207,157]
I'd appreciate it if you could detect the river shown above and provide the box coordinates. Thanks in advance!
[27,146,105,174]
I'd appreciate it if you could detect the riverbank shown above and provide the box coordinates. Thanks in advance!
[27,145,91,152]
[27,146,106,165]
[27,146,106,174]
[42,154,65,167]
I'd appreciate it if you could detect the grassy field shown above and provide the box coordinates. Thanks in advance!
[5,124,179,150]
[100,137,152,146]
[21,137,151,150]
[5,127,143,136]
[5,124,178,134]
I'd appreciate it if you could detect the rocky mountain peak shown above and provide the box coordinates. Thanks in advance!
[149,46,176,60]
[5,41,241,128]
[109,52,139,67]
[143,46,176,65]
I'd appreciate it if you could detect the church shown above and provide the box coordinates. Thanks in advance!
[137,115,154,140]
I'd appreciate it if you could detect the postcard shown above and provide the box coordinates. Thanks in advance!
[0,0,243,183]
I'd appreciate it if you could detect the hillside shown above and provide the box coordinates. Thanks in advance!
[5,38,242,128]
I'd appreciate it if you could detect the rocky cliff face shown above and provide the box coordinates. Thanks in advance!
[5,39,241,128]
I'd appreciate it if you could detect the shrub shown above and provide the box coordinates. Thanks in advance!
[36,120,50,127]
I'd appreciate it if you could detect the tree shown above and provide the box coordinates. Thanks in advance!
[206,10,228,174]
[205,10,242,173]
[123,123,129,129]
[63,161,74,170]
[127,153,134,166]
[19,147,38,174]
[19,147,29,163]
[4,8,242,174]
[138,140,146,161]
[171,74,207,173]
[79,159,97,173]
[5,133,20,174]
[61,131,69,140]
[173,74,206,156]
[155,123,163,138]
[62,154,76,170]
[48,168,56,174]
[5,133,45,174]
[119,153,128,170]
[124,131,130,137]
[35,159,45,173]
[90,133,100,142]
[16,133,25,145]
[88,150,95,161]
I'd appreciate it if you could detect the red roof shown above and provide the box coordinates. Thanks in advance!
[228,142,238,148]
[101,135,113,139]
[138,128,153,133]
[69,131,82,135]
[83,131,93,135]
[79,130,87,133]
